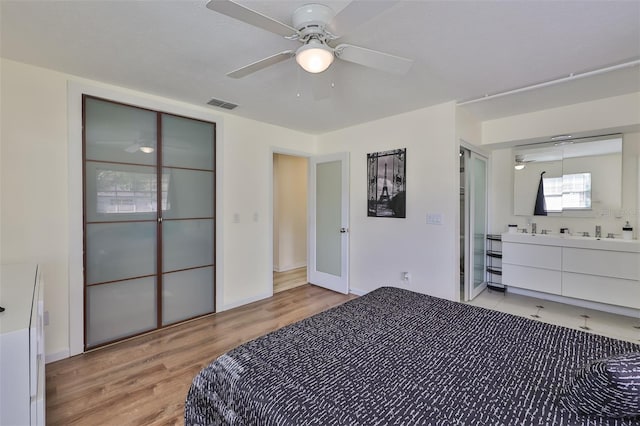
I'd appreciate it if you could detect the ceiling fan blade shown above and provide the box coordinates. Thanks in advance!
[227,50,295,78]
[334,43,413,75]
[328,1,399,38]
[206,0,298,38]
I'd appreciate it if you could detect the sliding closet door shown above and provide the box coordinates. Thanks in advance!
[84,97,159,348]
[468,152,488,300]
[83,96,216,349]
[160,114,215,326]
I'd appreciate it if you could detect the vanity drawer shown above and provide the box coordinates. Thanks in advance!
[563,248,639,281]
[502,242,562,270]
[503,264,562,294]
[562,272,640,309]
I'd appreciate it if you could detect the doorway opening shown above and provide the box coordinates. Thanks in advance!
[273,153,309,293]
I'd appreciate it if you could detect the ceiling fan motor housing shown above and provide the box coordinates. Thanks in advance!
[292,4,335,40]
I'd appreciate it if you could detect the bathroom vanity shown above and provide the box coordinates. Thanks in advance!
[502,233,640,312]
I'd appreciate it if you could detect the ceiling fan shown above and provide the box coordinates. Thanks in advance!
[206,0,414,78]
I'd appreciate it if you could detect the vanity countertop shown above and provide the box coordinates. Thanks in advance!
[501,232,640,252]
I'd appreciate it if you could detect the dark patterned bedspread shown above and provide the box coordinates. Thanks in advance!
[185,287,640,425]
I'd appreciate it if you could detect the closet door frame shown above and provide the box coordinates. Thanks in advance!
[82,94,216,350]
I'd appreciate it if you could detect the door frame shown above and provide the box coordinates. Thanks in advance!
[269,148,313,294]
[467,151,489,300]
[459,140,490,302]
[269,149,350,295]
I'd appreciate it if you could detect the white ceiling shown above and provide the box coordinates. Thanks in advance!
[1,0,639,134]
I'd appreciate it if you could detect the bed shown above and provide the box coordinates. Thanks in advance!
[185,287,640,425]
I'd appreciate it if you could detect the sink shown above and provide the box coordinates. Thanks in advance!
[502,231,640,252]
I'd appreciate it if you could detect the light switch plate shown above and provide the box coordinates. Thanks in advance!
[426,213,443,225]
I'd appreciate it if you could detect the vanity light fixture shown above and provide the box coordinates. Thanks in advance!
[551,135,572,141]
[553,141,574,147]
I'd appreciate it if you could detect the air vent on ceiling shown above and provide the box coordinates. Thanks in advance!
[207,98,238,110]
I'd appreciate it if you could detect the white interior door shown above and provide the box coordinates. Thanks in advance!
[308,152,349,294]
[467,152,488,300]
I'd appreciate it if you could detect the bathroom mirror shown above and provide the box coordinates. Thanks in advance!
[513,135,622,217]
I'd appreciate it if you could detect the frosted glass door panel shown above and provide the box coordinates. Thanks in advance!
[162,219,214,272]
[162,267,214,325]
[162,115,214,170]
[471,155,487,295]
[316,161,341,276]
[87,277,157,346]
[85,162,159,223]
[162,169,214,219]
[86,222,157,284]
[85,97,157,166]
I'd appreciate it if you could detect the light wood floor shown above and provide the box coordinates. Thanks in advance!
[45,284,356,425]
[273,266,308,293]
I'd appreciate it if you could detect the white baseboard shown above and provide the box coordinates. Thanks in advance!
[273,262,307,273]
[222,291,272,311]
[349,287,368,296]
[507,287,640,318]
[46,349,70,364]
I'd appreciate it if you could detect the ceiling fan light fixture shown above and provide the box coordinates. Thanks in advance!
[296,40,334,73]
[139,145,155,154]
[514,163,526,170]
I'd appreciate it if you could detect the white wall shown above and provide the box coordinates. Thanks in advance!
[481,92,640,146]
[273,154,307,272]
[1,59,70,359]
[318,102,459,300]
[0,59,317,359]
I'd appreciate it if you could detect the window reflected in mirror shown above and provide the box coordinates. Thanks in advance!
[543,172,591,213]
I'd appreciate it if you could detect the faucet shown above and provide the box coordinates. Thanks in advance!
[595,225,602,238]
[531,223,537,234]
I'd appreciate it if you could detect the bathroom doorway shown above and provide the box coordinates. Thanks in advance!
[460,148,467,301]
[460,146,489,301]
[273,153,309,293]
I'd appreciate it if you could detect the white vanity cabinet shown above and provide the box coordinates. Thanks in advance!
[562,248,640,309]
[502,233,640,310]
[0,264,45,426]
[502,242,562,294]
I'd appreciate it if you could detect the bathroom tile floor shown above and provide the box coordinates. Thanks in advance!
[467,288,640,344]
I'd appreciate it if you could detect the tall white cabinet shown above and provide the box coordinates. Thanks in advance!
[0,264,45,426]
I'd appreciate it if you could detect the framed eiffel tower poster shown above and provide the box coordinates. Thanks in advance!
[367,148,406,218]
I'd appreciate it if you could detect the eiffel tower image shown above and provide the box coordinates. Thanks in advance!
[379,162,390,202]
